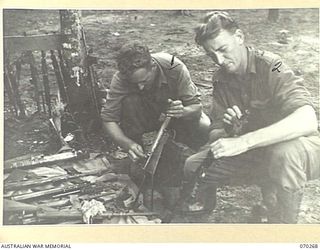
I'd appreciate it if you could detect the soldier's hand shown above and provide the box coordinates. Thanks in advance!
[128,143,146,162]
[223,105,242,125]
[166,98,184,118]
[210,137,249,159]
[223,105,247,136]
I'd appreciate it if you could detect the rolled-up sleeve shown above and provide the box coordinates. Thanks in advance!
[209,81,228,130]
[100,72,129,123]
[176,61,201,106]
[268,58,313,117]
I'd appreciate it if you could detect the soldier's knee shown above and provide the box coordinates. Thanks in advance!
[184,149,210,181]
[198,112,211,135]
[266,139,307,190]
[268,142,294,163]
[267,140,302,172]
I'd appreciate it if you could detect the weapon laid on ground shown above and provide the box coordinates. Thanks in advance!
[36,210,158,220]
[4,199,45,213]
[4,150,88,173]
[15,210,159,225]
[4,169,109,191]
[3,199,53,225]
[8,181,118,201]
[133,116,172,210]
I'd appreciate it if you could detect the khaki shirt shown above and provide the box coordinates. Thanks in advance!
[101,52,201,123]
[210,47,314,131]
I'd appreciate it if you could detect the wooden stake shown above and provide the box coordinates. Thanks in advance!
[14,60,26,118]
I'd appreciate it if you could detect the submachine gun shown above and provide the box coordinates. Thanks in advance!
[133,116,172,210]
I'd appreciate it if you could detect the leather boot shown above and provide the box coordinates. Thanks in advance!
[261,184,281,223]
[181,181,217,215]
[277,188,303,224]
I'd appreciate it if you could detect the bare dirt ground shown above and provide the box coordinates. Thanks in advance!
[3,9,320,223]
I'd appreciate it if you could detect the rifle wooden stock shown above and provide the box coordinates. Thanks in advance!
[9,181,116,201]
[133,117,171,209]
[143,116,171,175]
[4,199,56,213]
[41,50,52,116]
[5,169,108,191]
[4,199,40,212]
[4,150,88,173]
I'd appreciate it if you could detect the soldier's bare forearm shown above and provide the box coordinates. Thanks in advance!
[181,103,202,119]
[103,122,136,151]
[241,105,318,150]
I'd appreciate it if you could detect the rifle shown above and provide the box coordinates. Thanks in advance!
[50,50,69,104]
[15,210,158,225]
[4,169,109,191]
[4,150,88,173]
[41,50,52,116]
[36,210,158,220]
[133,116,171,210]
[79,26,100,120]
[4,65,18,116]
[4,199,44,213]
[8,181,118,201]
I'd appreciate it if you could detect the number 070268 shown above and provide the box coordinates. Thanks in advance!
[300,244,318,248]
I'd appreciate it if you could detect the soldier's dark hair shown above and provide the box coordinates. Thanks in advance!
[116,41,152,77]
[195,11,239,45]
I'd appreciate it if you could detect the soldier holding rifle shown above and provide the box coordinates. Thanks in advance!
[101,41,210,207]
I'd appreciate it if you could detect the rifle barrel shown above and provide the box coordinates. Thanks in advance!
[5,170,107,191]
[142,116,171,170]
[10,182,115,201]
[150,116,171,153]
[36,211,158,219]
[4,150,87,173]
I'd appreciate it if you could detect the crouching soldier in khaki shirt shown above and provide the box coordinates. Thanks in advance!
[101,41,210,210]
[182,11,320,223]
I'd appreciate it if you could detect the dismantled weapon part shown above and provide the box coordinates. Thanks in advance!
[4,169,108,191]
[4,150,89,173]
[36,210,158,220]
[133,117,171,210]
[9,182,116,201]
[224,110,250,137]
